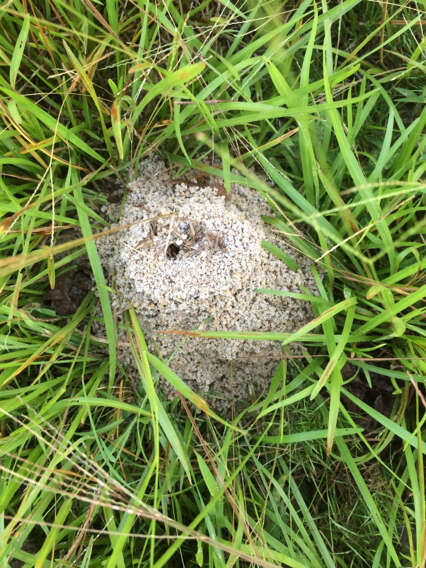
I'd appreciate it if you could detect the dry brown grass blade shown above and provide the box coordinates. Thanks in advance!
[0,213,172,277]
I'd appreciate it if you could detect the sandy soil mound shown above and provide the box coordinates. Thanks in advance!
[98,157,316,407]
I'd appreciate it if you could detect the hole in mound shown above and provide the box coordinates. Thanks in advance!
[166,243,180,259]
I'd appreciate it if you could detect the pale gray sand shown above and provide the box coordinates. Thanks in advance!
[98,157,316,407]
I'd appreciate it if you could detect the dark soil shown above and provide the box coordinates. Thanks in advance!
[44,268,92,315]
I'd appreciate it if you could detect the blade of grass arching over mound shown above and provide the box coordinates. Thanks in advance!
[166,297,357,345]
[71,168,117,389]
[146,353,245,433]
[261,240,300,271]
[0,213,170,278]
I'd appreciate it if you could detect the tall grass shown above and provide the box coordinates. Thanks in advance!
[0,1,424,567]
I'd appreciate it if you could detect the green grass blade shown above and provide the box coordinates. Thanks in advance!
[9,13,30,89]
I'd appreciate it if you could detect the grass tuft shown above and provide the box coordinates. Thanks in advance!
[0,1,424,566]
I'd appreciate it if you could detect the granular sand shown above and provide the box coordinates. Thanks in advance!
[97,157,316,408]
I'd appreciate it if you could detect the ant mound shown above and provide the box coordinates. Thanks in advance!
[98,157,316,409]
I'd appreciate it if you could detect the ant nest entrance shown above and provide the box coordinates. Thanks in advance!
[98,156,317,410]
[162,220,226,260]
